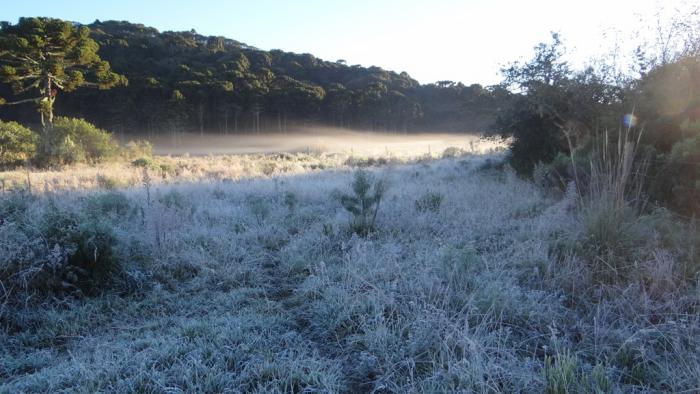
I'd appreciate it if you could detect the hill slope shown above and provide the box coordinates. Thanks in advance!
[0,19,506,134]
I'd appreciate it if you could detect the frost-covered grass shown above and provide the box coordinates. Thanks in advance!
[1,153,698,393]
[0,142,503,194]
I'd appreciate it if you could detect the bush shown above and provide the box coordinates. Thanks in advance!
[84,191,133,218]
[651,135,700,215]
[1,200,121,305]
[122,139,153,160]
[442,146,463,158]
[415,191,443,213]
[0,189,35,223]
[36,117,118,166]
[339,170,386,236]
[36,203,120,295]
[0,120,37,168]
[96,174,128,190]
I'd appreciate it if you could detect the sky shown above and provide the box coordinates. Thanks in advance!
[1,0,691,85]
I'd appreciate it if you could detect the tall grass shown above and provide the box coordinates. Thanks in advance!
[577,125,651,281]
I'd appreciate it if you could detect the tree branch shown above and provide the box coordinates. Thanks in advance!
[3,97,41,105]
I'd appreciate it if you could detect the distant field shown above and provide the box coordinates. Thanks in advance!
[0,134,505,194]
[144,129,501,157]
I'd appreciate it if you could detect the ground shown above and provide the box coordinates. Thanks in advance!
[0,151,698,393]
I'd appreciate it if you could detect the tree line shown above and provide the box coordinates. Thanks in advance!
[0,18,504,135]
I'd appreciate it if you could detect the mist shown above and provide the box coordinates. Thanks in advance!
[136,127,502,157]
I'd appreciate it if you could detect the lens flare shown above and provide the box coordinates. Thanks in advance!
[622,114,638,128]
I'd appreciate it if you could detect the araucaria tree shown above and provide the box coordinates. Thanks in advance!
[0,17,126,128]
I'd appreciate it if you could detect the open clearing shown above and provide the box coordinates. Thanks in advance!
[1,152,698,393]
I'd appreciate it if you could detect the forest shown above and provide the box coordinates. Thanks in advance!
[0,19,504,135]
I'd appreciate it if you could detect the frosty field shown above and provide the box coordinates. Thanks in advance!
[1,151,698,393]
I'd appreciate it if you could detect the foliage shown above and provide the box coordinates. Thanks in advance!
[0,119,37,167]
[339,170,386,235]
[0,19,503,133]
[37,202,120,295]
[0,198,121,308]
[35,117,118,166]
[497,33,621,175]
[121,140,153,160]
[651,133,700,214]
[0,17,126,125]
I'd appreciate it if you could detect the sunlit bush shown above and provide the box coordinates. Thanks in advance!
[0,119,37,168]
[36,117,118,166]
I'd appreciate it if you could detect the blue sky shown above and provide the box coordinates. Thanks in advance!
[1,0,681,85]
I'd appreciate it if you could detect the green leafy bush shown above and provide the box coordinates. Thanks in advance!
[36,117,118,166]
[0,120,37,168]
[339,170,386,235]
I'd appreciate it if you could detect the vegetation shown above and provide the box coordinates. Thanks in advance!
[497,25,700,218]
[0,8,699,393]
[35,116,119,166]
[338,170,386,235]
[0,154,697,392]
[0,19,502,134]
[0,17,126,127]
[0,119,36,167]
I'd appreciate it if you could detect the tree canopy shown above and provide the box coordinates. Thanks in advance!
[0,19,503,134]
[0,17,126,126]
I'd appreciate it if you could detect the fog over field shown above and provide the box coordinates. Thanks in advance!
[143,129,498,157]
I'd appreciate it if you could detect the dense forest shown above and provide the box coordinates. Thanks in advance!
[0,19,504,135]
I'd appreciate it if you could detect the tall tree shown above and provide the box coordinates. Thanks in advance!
[0,17,126,128]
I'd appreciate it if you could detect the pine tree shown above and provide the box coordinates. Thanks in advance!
[0,17,127,128]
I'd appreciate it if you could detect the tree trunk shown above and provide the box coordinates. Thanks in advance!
[223,107,229,135]
[198,102,205,137]
[41,77,55,154]
[41,77,55,128]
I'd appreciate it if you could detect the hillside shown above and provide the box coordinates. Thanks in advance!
[0,19,505,134]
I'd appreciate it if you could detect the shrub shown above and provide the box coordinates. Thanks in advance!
[96,174,128,190]
[283,191,298,213]
[651,135,700,215]
[131,156,170,175]
[339,170,386,235]
[122,139,153,160]
[442,146,463,158]
[83,191,133,218]
[1,201,121,304]
[415,191,443,213]
[36,117,118,166]
[0,189,35,223]
[159,189,186,209]
[0,120,37,168]
[36,203,120,295]
[246,195,269,224]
